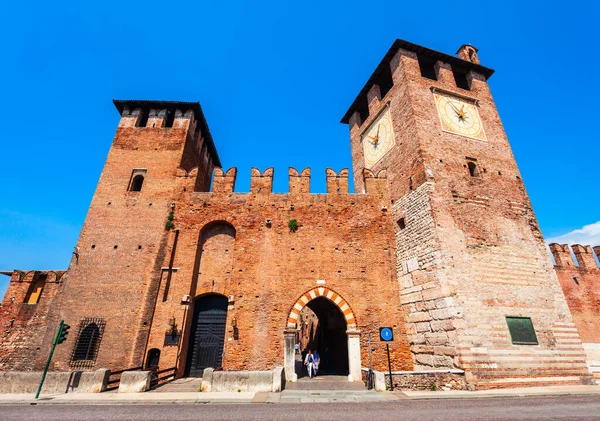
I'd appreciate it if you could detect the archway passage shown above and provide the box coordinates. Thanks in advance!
[185,295,228,377]
[297,297,349,376]
[284,287,361,383]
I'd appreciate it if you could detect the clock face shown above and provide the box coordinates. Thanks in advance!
[362,108,396,169]
[434,92,486,141]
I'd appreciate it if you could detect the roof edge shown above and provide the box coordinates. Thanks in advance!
[112,99,221,168]
[341,39,495,124]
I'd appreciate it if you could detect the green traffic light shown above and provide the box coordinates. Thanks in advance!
[57,322,70,344]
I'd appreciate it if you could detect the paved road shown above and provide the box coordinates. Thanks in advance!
[2,395,600,420]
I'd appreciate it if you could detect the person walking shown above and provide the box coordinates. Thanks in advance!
[313,350,320,377]
[304,349,315,378]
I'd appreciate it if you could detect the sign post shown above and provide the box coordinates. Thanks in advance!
[379,327,394,391]
[35,320,70,399]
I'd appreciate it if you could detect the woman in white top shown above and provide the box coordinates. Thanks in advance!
[304,349,315,378]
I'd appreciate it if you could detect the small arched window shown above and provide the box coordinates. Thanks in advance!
[128,169,147,192]
[130,175,144,192]
[468,161,480,178]
[146,348,161,369]
[71,318,105,367]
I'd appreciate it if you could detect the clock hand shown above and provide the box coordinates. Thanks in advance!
[447,99,460,114]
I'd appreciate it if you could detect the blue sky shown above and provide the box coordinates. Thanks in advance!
[1,1,598,299]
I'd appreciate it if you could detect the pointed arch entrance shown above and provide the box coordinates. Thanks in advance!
[284,287,361,382]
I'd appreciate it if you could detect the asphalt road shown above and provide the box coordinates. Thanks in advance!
[2,395,600,420]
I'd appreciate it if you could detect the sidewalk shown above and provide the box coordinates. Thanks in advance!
[0,385,599,405]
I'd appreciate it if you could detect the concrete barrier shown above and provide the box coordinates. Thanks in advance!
[201,367,285,392]
[0,369,110,394]
[118,371,152,393]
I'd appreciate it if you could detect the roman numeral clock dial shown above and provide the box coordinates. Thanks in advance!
[362,107,396,169]
[434,91,486,141]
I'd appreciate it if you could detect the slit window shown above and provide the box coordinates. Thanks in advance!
[71,318,106,368]
[452,67,470,90]
[417,55,438,81]
[506,316,538,345]
[128,169,147,192]
[397,218,406,230]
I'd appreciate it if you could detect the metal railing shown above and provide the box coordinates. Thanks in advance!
[150,366,177,388]
[105,366,143,391]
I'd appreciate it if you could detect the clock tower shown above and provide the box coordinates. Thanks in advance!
[342,40,592,388]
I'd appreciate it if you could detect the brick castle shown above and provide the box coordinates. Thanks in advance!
[1,39,599,390]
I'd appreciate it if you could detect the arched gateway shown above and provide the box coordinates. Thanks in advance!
[284,287,362,382]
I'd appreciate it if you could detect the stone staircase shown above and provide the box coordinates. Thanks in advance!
[149,377,202,393]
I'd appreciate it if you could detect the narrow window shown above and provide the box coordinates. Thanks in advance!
[71,318,106,368]
[452,67,470,90]
[397,218,406,230]
[25,274,47,304]
[146,348,161,370]
[128,169,147,192]
[130,175,144,191]
[467,161,480,178]
[417,55,438,81]
[506,316,538,345]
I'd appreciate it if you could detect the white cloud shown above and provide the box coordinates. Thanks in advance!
[546,221,600,246]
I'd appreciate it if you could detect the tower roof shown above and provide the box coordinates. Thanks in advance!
[341,39,495,124]
[113,99,221,167]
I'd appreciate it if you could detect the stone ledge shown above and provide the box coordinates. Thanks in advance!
[362,368,466,391]
[0,369,110,394]
[201,367,285,393]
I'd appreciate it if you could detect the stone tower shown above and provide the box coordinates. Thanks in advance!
[48,100,220,370]
[342,40,592,388]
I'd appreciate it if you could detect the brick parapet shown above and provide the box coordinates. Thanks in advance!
[0,270,66,371]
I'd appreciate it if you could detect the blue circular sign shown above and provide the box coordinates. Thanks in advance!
[380,327,393,341]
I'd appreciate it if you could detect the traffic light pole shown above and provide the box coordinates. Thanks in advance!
[35,320,65,399]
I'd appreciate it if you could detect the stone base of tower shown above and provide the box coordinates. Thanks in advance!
[456,322,594,390]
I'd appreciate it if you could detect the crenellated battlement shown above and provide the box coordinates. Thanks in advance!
[289,168,311,195]
[326,168,349,194]
[113,99,221,170]
[549,243,600,271]
[181,166,390,196]
[212,168,238,193]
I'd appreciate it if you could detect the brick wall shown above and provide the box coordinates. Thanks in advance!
[551,243,600,383]
[0,271,65,370]
[145,167,413,375]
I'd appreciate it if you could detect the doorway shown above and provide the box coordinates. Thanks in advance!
[185,294,228,377]
[284,287,361,382]
[297,297,349,377]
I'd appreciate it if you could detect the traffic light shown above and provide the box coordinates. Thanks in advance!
[56,321,70,344]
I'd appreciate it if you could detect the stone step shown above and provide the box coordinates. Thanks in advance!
[149,378,202,393]
[280,390,384,403]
